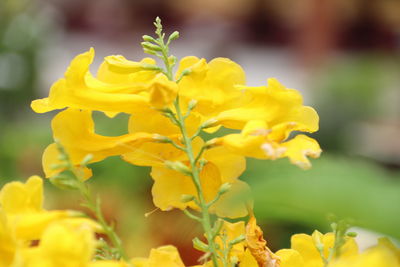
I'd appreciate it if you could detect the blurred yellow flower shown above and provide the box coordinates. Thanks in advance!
[277,231,358,267]
[131,245,185,267]
[0,176,71,240]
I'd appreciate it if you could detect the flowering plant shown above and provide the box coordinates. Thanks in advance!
[1,17,398,267]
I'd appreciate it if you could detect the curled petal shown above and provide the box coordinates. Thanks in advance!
[281,135,322,170]
[31,48,160,114]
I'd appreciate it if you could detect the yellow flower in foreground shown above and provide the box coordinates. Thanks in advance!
[131,245,185,267]
[0,176,71,240]
[0,209,16,267]
[328,247,400,267]
[277,231,358,267]
[17,220,123,267]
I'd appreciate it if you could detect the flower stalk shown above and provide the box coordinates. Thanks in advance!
[50,142,130,263]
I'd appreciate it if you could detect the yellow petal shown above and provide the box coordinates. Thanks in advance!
[21,222,96,267]
[329,247,399,267]
[291,233,323,267]
[10,211,70,240]
[203,146,246,182]
[150,162,221,211]
[0,176,43,214]
[147,245,185,267]
[0,209,16,267]
[31,48,160,114]
[148,74,178,108]
[177,56,245,118]
[281,135,322,170]
[275,249,305,267]
[44,108,154,178]
[239,249,259,267]
[215,220,246,259]
[210,180,251,219]
[217,78,319,133]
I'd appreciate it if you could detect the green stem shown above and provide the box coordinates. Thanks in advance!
[77,182,130,262]
[174,97,220,267]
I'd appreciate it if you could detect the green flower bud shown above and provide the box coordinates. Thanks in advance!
[168,31,180,42]
[181,194,195,203]
[165,161,192,176]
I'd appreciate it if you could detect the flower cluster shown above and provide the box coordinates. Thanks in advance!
[31,39,321,220]
[18,17,398,267]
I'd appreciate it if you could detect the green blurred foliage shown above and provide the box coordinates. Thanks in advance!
[314,54,399,152]
[0,0,51,116]
[245,154,400,239]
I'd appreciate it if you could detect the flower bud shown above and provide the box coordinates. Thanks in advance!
[168,31,180,42]
[181,194,195,203]
[218,183,232,195]
[165,161,192,176]
[142,35,157,43]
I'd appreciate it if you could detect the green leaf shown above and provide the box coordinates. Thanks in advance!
[245,154,400,239]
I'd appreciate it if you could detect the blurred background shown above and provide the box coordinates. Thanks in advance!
[1,0,400,265]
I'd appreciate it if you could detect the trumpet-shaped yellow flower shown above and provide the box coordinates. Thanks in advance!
[217,78,319,132]
[42,108,155,179]
[31,48,178,115]
[216,120,321,169]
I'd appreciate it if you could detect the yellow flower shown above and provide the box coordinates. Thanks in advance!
[149,144,248,218]
[0,209,16,267]
[216,120,321,169]
[131,245,185,267]
[148,73,178,108]
[0,176,71,240]
[42,108,155,179]
[328,246,400,267]
[16,220,126,266]
[275,249,305,267]
[17,220,103,267]
[217,78,319,132]
[31,48,176,115]
[122,107,201,167]
[277,231,358,267]
[176,56,246,120]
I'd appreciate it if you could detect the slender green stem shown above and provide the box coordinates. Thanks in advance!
[78,183,129,262]
[174,97,220,267]
[53,142,130,263]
